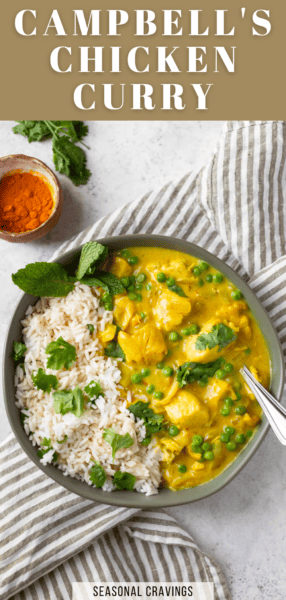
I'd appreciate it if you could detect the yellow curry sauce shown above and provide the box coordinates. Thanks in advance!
[101,247,270,491]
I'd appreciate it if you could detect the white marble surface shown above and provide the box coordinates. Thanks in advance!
[1,120,285,600]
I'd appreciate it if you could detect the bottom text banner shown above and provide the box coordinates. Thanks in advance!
[72,582,214,600]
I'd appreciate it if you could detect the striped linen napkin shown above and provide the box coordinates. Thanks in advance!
[1,120,286,600]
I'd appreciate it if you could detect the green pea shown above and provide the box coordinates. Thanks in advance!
[130,275,136,284]
[127,284,135,292]
[216,369,226,380]
[205,274,213,283]
[121,276,130,288]
[246,429,253,438]
[198,375,209,387]
[131,373,142,384]
[199,261,209,271]
[121,249,131,258]
[233,381,242,391]
[225,426,235,436]
[226,441,237,451]
[235,392,242,401]
[191,444,203,454]
[136,294,143,302]
[157,272,166,283]
[169,331,180,342]
[154,391,164,400]
[245,348,251,355]
[224,397,233,407]
[231,289,243,300]
[213,273,224,283]
[198,279,204,287]
[193,266,201,276]
[141,368,150,377]
[225,363,233,373]
[189,324,200,335]
[204,451,214,461]
[178,464,187,473]
[146,384,155,394]
[166,277,175,286]
[128,256,139,265]
[192,435,203,446]
[128,292,137,301]
[135,283,143,291]
[221,407,230,416]
[162,366,174,377]
[141,436,151,446]
[168,425,179,436]
[235,433,246,444]
[202,442,211,452]
[146,283,152,291]
[181,327,191,336]
[140,312,146,320]
[136,273,146,283]
[220,433,230,443]
[156,362,164,369]
[235,405,247,415]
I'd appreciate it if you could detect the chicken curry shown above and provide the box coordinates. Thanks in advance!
[100,246,270,491]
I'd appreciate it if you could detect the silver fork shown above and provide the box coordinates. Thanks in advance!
[240,365,286,445]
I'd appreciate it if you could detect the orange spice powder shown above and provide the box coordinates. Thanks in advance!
[0,172,54,233]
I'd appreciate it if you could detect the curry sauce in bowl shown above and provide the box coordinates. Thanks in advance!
[109,247,270,491]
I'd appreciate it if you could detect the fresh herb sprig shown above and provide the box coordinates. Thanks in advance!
[103,428,134,461]
[12,341,27,361]
[53,386,84,418]
[12,241,124,299]
[37,438,58,462]
[128,401,164,440]
[13,121,91,186]
[177,358,224,388]
[32,368,58,393]
[45,337,77,370]
[195,323,236,352]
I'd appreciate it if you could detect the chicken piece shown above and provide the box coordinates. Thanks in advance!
[98,323,117,345]
[192,461,205,471]
[200,379,232,413]
[160,429,192,463]
[216,301,251,337]
[113,296,136,330]
[184,319,233,363]
[165,390,209,428]
[146,260,195,284]
[153,290,192,332]
[111,256,132,278]
[118,324,167,365]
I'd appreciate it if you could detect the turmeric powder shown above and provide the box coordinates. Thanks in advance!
[0,172,54,233]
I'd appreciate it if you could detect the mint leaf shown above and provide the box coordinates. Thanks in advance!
[53,386,84,418]
[195,323,236,352]
[92,272,125,295]
[76,242,108,279]
[32,368,58,393]
[84,380,104,402]
[128,401,164,436]
[104,341,125,361]
[113,471,136,491]
[177,358,223,388]
[45,337,77,370]
[89,461,107,488]
[12,341,27,361]
[167,283,187,297]
[80,277,110,294]
[12,263,76,297]
[53,135,91,186]
[103,428,134,461]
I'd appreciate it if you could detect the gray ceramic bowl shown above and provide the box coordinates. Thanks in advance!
[3,235,285,508]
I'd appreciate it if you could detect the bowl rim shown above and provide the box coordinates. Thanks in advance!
[0,154,61,239]
[3,234,285,508]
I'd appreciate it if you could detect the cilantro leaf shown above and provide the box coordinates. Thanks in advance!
[177,358,223,388]
[53,386,84,418]
[57,435,68,444]
[32,368,58,393]
[76,242,108,279]
[113,471,136,491]
[20,412,28,426]
[12,341,27,361]
[167,283,187,297]
[128,401,164,436]
[45,337,77,370]
[87,324,95,334]
[13,121,52,142]
[104,341,125,361]
[12,263,76,297]
[58,121,88,143]
[195,323,236,352]
[52,134,91,186]
[84,380,104,403]
[37,437,58,462]
[89,461,107,488]
[103,428,134,461]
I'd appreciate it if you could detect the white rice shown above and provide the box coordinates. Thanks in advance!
[15,282,162,495]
